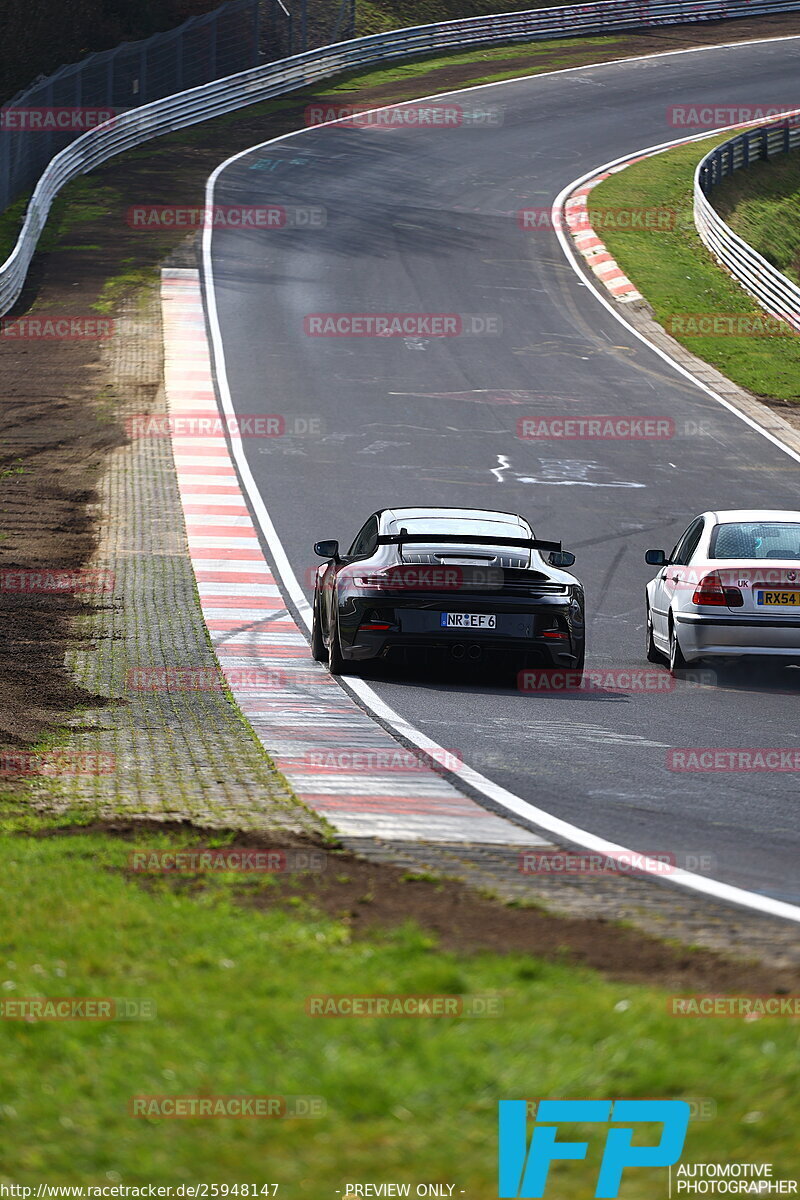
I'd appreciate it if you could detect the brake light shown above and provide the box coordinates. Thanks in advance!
[353,570,389,589]
[360,623,391,631]
[541,629,568,639]
[691,572,743,607]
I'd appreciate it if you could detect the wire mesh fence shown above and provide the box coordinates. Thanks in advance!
[0,0,267,213]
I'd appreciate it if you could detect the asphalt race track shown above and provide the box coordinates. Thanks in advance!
[205,36,800,908]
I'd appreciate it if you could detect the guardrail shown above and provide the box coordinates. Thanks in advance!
[694,115,800,333]
[3,0,800,316]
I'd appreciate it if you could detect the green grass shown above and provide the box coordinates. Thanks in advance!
[320,34,621,91]
[590,136,800,403]
[0,825,797,1187]
[714,151,800,286]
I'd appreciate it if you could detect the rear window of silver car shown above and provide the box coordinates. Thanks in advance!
[709,522,800,560]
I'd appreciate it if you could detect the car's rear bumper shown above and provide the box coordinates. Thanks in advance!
[335,591,584,667]
[676,611,800,658]
[345,631,581,667]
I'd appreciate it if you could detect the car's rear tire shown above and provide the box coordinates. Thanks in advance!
[310,591,328,662]
[646,604,664,664]
[328,609,356,676]
[668,618,688,673]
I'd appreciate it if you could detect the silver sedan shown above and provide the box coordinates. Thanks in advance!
[645,509,800,672]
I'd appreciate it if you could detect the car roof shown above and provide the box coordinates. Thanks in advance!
[380,507,531,533]
[706,510,800,523]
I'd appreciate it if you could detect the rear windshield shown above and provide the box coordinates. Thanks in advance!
[391,518,526,537]
[709,522,800,560]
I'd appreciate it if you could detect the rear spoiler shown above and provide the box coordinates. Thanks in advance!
[377,531,562,554]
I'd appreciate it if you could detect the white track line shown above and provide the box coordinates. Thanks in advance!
[202,37,800,922]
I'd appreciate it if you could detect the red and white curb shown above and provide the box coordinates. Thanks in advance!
[565,173,643,303]
[160,267,544,846]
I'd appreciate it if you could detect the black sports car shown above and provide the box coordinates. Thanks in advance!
[310,506,585,677]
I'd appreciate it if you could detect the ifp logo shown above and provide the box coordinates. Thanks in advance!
[498,1099,690,1198]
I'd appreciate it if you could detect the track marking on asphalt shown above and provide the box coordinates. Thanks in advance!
[201,39,800,922]
[163,268,545,847]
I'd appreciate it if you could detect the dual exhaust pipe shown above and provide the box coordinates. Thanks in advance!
[450,643,482,661]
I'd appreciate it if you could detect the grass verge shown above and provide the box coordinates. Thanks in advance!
[590,136,800,403]
[0,823,797,1186]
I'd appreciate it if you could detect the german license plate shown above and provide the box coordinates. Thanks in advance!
[440,612,496,629]
[756,590,800,606]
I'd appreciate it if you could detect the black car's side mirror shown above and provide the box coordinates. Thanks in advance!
[645,549,667,566]
[314,540,340,560]
[549,550,576,568]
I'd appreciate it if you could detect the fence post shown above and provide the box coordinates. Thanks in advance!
[210,16,218,79]
[252,0,261,65]
[176,31,184,91]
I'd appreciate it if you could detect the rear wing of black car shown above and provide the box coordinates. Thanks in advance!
[377,532,562,553]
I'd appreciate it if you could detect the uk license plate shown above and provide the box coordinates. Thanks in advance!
[756,590,800,606]
[440,612,496,629]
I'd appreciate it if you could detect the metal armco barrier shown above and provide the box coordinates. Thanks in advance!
[3,0,800,316]
[694,113,800,333]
